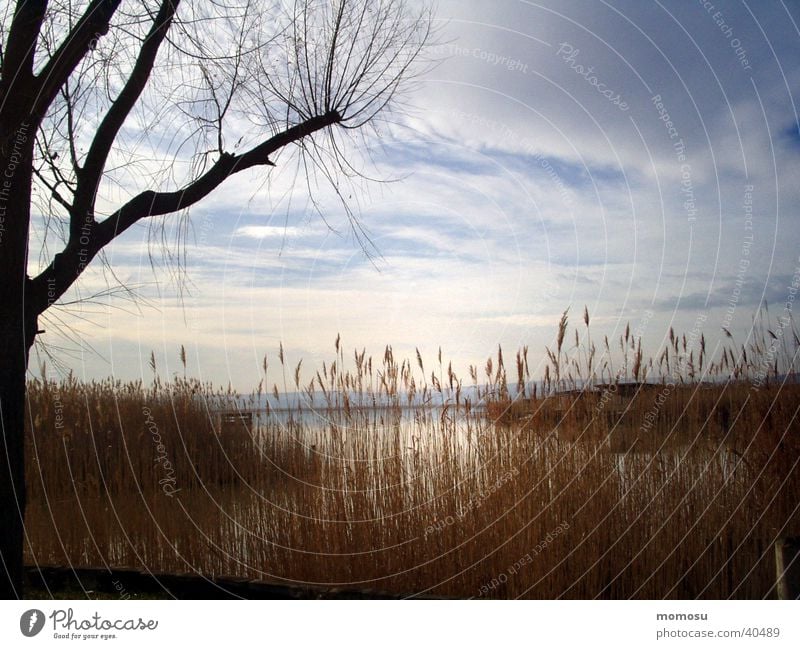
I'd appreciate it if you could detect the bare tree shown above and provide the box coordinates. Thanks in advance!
[0,0,431,598]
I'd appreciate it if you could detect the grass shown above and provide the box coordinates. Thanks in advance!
[23,307,800,598]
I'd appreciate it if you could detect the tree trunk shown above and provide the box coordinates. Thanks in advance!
[0,308,33,599]
[0,120,36,599]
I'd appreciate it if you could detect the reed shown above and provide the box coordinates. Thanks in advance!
[23,309,800,598]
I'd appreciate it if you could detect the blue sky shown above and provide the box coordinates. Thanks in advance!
[36,0,800,390]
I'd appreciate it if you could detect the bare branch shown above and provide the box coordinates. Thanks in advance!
[29,109,342,313]
[26,0,432,320]
[33,0,124,119]
[70,0,179,240]
[1,1,47,85]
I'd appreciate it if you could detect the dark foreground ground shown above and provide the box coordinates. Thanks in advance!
[23,565,427,600]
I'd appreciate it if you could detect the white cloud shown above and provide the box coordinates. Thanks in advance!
[234,225,305,239]
[32,0,800,389]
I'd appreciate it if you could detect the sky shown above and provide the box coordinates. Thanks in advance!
[35,0,800,391]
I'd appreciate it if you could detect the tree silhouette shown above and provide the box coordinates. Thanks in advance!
[0,0,430,597]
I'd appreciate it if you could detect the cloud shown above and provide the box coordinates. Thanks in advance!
[234,225,305,239]
[34,0,800,388]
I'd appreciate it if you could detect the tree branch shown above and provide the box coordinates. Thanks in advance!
[0,1,47,125]
[70,0,179,240]
[2,1,46,80]
[32,0,124,121]
[28,109,342,314]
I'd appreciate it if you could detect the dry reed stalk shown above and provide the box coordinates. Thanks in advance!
[23,311,800,598]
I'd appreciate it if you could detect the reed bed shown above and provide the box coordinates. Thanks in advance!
[23,309,800,598]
